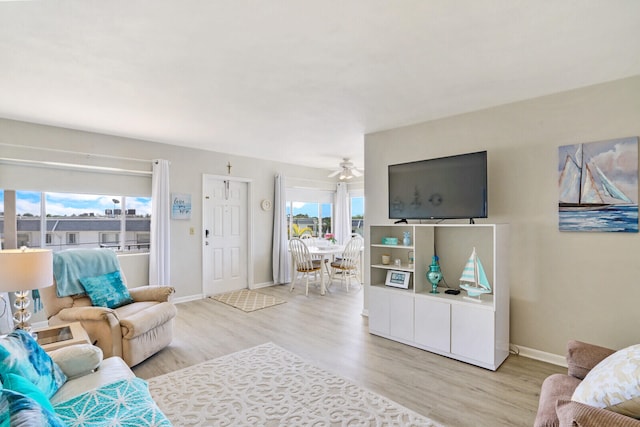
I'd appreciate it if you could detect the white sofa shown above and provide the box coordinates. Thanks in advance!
[49,352,134,405]
[0,331,171,426]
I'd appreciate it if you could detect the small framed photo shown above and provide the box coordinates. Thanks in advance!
[385,270,411,289]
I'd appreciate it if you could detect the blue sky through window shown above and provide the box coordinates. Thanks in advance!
[0,191,152,217]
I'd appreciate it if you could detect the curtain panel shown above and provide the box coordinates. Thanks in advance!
[150,159,170,286]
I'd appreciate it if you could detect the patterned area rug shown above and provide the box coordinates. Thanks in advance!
[147,342,441,427]
[210,289,286,312]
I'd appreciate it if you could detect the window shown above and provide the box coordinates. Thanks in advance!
[286,187,334,239]
[0,190,151,252]
[351,195,365,237]
[66,232,79,245]
[17,233,31,247]
[99,232,120,247]
[285,187,364,240]
[288,202,331,238]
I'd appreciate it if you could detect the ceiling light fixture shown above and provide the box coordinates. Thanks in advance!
[329,158,362,180]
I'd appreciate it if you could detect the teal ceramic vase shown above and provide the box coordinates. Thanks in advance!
[426,255,442,294]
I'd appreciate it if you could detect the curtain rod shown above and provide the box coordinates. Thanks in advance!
[0,157,152,176]
[0,142,152,164]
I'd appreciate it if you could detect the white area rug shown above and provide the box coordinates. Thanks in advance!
[147,342,441,426]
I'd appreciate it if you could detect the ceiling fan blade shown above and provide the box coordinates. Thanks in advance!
[351,168,363,177]
[328,170,341,178]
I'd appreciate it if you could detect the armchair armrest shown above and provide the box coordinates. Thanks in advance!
[119,302,177,339]
[556,400,640,427]
[54,307,122,359]
[57,306,118,322]
[128,286,175,303]
[566,340,616,379]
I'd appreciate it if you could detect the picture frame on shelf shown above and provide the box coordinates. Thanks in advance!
[385,270,411,289]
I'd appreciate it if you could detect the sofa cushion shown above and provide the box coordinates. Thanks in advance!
[50,357,134,405]
[0,388,65,427]
[49,344,103,379]
[572,343,640,418]
[0,329,66,399]
[80,270,133,309]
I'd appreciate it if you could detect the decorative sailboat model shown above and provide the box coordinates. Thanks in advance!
[459,247,491,301]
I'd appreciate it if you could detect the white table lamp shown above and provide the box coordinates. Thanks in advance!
[0,248,53,332]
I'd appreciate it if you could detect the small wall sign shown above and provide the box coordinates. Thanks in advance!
[171,193,192,220]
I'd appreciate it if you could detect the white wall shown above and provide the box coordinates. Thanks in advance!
[364,75,640,357]
[0,118,338,300]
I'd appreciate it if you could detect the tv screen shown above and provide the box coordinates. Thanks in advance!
[388,151,488,220]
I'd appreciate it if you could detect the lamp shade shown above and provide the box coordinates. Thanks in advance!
[0,249,53,292]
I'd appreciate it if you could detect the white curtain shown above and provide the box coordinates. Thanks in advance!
[334,182,351,245]
[272,173,290,284]
[150,159,171,286]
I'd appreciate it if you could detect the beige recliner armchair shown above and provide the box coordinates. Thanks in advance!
[40,250,177,367]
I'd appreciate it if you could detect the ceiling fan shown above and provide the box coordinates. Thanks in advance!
[328,158,363,180]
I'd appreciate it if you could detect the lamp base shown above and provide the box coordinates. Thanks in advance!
[13,290,33,332]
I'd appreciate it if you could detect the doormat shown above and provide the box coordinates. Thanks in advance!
[210,289,286,313]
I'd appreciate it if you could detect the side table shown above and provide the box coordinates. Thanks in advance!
[34,322,91,352]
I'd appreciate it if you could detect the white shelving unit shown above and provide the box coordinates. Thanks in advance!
[368,223,509,371]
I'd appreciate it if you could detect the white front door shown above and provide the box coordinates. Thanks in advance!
[203,176,249,295]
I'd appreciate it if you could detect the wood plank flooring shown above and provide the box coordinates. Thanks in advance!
[132,284,564,426]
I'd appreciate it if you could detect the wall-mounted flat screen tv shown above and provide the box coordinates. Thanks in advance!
[388,151,488,220]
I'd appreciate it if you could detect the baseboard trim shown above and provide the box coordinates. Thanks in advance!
[513,344,567,367]
[173,294,204,304]
[251,281,276,290]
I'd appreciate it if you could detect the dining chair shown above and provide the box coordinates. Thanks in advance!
[329,235,364,292]
[289,237,322,296]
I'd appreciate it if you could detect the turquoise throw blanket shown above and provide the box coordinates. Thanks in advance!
[53,249,121,297]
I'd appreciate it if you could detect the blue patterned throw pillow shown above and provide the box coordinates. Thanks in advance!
[1,373,55,412]
[80,270,133,309]
[0,329,66,399]
[0,388,66,427]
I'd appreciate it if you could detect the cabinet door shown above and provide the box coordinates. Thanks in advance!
[368,287,390,335]
[389,292,414,342]
[451,304,495,365]
[414,297,450,353]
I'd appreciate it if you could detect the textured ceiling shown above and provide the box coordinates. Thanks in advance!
[1,1,639,172]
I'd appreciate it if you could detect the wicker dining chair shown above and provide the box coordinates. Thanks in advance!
[289,237,322,296]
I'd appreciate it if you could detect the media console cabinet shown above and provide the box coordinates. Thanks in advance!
[368,223,509,370]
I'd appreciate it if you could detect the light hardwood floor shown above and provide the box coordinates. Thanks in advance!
[132,284,564,426]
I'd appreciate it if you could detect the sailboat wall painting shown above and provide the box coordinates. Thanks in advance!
[558,136,638,232]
